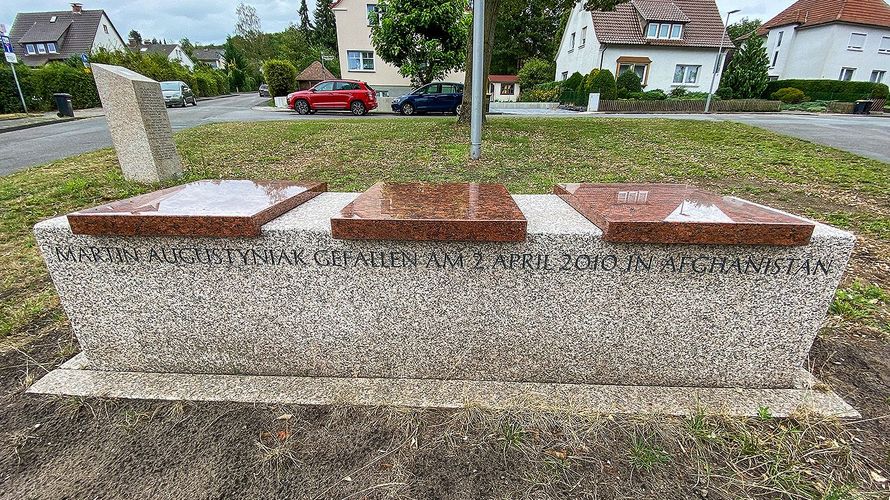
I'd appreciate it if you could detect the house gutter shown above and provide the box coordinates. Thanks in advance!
[598,44,607,70]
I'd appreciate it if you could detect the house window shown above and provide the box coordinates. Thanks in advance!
[618,63,647,83]
[777,31,784,47]
[871,70,886,83]
[500,83,515,95]
[366,4,378,26]
[489,83,494,93]
[580,27,587,47]
[771,51,779,67]
[569,32,575,51]
[347,50,374,71]
[880,36,890,54]
[673,65,700,84]
[839,67,855,81]
[25,44,35,54]
[848,33,866,50]
[103,24,109,34]
[646,22,683,40]
[47,42,57,53]
[561,71,568,81]
[36,43,46,54]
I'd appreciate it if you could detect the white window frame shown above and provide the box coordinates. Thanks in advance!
[672,64,701,85]
[839,67,856,81]
[880,36,890,54]
[36,43,46,54]
[25,43,35,54]
[848,32,866,51]
[366,4,378,26]
[569,32,575,51]
[618,63,648,83]
[579,27,587,48]
[47,42,57,53]
[771,50,779,67]
[646,22,683,40]
[561,71,568,81]
[777,31,784,47]
[870,70,886,83]
[347,50,375,71]
[103,24,109,34]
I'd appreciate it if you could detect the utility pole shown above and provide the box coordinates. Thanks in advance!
[469,0,484,160]
[705,9,739,114]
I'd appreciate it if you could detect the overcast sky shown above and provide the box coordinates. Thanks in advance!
[1,1,789,46]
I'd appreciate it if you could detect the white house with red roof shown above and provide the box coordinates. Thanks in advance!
[555,0,729,92]
[489,75,520,101]
[759,0,890,83]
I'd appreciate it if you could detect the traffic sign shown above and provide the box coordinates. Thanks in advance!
[5,52,16,64]
[1,35,12,54]
[80,53,90,67]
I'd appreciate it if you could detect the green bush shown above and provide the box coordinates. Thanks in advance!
[0,62,99,113]
[872,84,889,99]
[763,79,888,102]
[673,91,711,100]
[770,87,808,104]
[669,87,687,98]
[518,86,560,102]
[517,58,554,88]
[715,86,734,99]
[616,70,642,93]
[564,72,584,92]
[588,69,617,100]
[262,59,297,97]
[623,89,667,101]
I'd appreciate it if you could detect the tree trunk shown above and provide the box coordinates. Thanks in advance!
[458,0,500,124]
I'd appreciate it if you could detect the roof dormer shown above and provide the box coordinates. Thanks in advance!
[632,0,689,40]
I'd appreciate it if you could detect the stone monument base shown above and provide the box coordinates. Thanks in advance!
[29,353,857,417]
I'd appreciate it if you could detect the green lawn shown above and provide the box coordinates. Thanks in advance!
[1,117,888,343]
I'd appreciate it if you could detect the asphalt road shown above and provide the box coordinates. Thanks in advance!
[2,95,888,175]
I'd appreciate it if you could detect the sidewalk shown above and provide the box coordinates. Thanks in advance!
[0,108,104,134]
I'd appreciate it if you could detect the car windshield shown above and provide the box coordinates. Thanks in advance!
[160,82,180,91]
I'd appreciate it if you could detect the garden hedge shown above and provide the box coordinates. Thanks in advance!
[763,79,889,102]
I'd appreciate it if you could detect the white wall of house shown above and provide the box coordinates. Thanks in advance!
[489,82,520,101]
[333,0,465,96]
[169,45,195,71]
[766,23,890,83]
[91,13,126,52]
[555,3,725,92]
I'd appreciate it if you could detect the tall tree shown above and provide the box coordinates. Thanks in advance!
[179,37,196,58]
[299,0,313,39]
[490,0,568,74]
[235,3,262,38]
[721,34,769,98]
[127,29,142,46]
[726,17,762,46]
[369,0,469,86]
[313,0,338,52]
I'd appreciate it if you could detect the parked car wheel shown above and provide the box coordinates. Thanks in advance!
[401,103,415,116]
[192,97,198,106]
[453,104,462,116]
[179,97,187,107]
[294,99,310,115]
[350,100,367,116]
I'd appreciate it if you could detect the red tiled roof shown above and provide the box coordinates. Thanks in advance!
[759,0,890,34]
[590,0,727,48]
[632,0,690,22]
[296,60,336,82]
[488,74,518,83]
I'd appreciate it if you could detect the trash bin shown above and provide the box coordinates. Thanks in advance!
[53,93,74,118]
[853,100,873,115]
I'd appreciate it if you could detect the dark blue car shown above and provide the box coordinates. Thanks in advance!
[391,82,464,115]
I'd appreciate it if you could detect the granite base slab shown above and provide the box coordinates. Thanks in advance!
[33,193,855,390]
[28,354,858,418]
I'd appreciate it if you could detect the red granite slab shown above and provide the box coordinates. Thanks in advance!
[554,183,814,246]
[68,180,326,237]
[331,182,527,241]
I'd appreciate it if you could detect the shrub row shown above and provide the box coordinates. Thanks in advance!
[763,79,888,102]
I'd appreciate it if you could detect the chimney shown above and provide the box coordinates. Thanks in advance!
[71,3,83,14]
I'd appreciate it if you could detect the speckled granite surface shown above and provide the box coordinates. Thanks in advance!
[33,193,855,390]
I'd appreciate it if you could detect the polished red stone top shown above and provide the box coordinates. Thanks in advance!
[555,183,815,246]
[68,180,326,237]
[331,182,527,241]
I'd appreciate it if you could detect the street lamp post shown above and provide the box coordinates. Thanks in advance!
[704,9,739,114]
[469,0,485,160]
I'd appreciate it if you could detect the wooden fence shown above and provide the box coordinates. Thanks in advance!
[597,99,782,113]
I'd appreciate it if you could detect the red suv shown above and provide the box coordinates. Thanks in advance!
[287,79,378,116]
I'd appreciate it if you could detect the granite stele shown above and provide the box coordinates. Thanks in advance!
[29,181,859,417]
[92,64,182,183]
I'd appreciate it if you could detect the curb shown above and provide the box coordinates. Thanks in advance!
[196,93,243,102]
[0,115,94,134]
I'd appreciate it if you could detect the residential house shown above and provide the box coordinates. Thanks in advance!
[758,0,890,84]
[555,0,729,92]
[194,48,227,69]
[139,43,195,70]
[489,75,521,101]
[296,60,336,89]
[8,3,126,67]
[331,0,465,96]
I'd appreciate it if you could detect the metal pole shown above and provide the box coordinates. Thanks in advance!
[469,0,484,160]
[705,10,737,114]
[9,62,27,113]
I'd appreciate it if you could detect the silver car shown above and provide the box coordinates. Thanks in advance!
[161,81,197,107]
